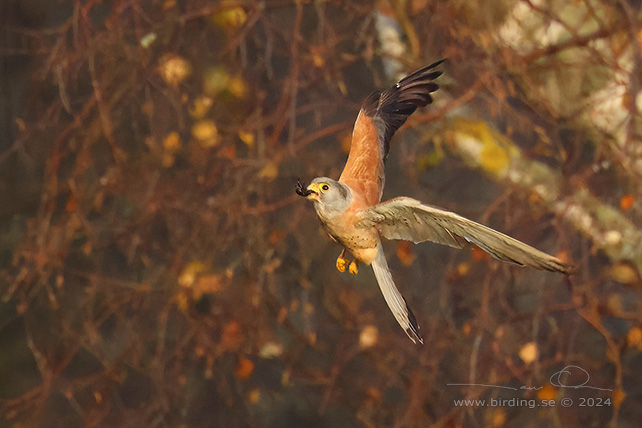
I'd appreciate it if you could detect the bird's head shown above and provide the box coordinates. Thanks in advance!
[296,177,351,215]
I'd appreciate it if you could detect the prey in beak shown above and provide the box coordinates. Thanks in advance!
[295,179,318,199]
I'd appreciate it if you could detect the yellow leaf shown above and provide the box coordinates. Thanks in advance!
[612,387,626,409]
[178,261,207,287]
[416,150,444,170]
[163,132,181,152]
[608,263,638,285]
[189,96,213,119]
[14,117,26,132]
[259,341,284,358]
[248,388,261,404]
[158,55,191,87]
[229,75,248,99]
[140,32,157,48]
[175,292,189,312]
[191,120,220,147]
[238,130,255,147]
[212,6,247,29]
[607,293,623,313]
[491,408,506,427]
[518,342,538,364]
[480,135,509,173]
[310,45,325,68]
[203,66,230,96]
[259,161,279,180]
[456,261,470,277]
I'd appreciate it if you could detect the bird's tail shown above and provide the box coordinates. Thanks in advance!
[371,243,423,344]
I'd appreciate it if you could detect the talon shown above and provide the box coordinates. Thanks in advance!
[336,256,348,273]
[348,260,359,275]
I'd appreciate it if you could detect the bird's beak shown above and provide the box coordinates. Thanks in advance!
[306,183,320,199]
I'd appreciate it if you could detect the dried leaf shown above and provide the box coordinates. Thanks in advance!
[620,194,634,211]
[626,327,642,347]
[235,357,254,380]
[396,241,416,266]
[65,195,77,213]
[537,384,557,401]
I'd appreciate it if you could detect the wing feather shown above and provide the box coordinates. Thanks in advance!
[357,197,571,274]
[339,60,445,206]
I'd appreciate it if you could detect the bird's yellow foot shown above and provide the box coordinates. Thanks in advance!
[336,255,348,273]
[348,260,359,275]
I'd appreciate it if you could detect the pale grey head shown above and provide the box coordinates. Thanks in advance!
[304,177,352,218]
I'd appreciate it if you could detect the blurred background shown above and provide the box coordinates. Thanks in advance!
[1,0,642,427]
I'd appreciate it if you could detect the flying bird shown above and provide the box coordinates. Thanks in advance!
[297,60,571,344]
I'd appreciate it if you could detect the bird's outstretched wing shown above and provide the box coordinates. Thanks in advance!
[371,241,423,344]
[339,60,445,206]
[358,197,571,274]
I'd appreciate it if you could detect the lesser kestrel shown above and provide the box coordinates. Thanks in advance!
[297,60,570,344]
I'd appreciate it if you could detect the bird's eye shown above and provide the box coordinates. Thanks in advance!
[321,184,330,191]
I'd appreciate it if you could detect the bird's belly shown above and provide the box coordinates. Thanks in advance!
[326,227,378,265]
[315,207,378,264]
[349,246,378,265]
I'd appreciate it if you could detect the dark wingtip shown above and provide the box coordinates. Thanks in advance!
[405,301,424,345]
[429,58,447,68]
[361,59,446,159]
